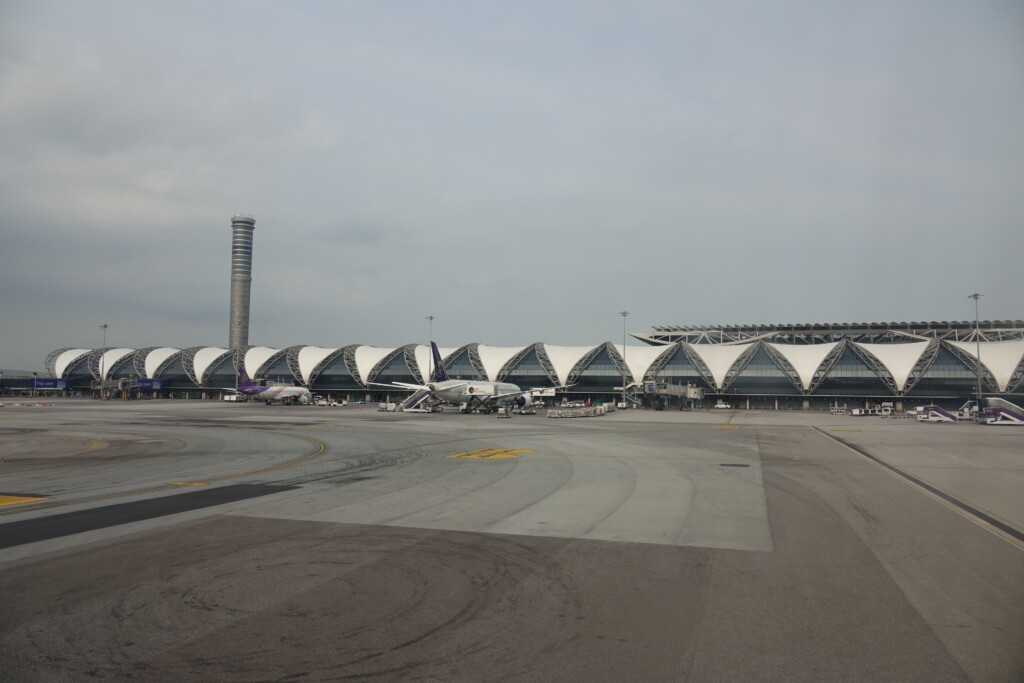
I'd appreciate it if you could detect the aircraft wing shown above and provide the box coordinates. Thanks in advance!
[488,390,528,402]
[367,381,428,391]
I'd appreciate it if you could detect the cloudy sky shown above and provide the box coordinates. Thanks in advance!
[1,1,1021,371]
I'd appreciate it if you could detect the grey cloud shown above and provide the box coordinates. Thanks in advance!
[1,1,1020,371]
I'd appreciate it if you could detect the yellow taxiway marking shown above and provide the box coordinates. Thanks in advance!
[0,495,49,507]
[168,482,207,486]
[711,412,740,429]
[448,448,535,459]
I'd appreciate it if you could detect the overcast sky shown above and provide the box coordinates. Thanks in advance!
[2,0,1021,372]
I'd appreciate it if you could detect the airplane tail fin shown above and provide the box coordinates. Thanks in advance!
[237,366,256,391]
[430,342,449,382]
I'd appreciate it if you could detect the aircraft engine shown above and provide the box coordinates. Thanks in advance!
[514,393,533,408]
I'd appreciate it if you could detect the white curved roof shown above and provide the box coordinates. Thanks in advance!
[476,345,526,381]
[99,348,134,379]
[295,346,338,384]
[613,344,674,386]
[244,346,281,376]
[544,344,598,387]
[412,345,458,382]
[354,346,394,384]
[144,347,180,378]
[192,347,228,384]
[947,339,1024,392]
[768,342,840,390]
[853,341,931,391]
[55,349,91,378]
[687,343,755,389]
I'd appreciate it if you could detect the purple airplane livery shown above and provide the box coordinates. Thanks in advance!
[234,366,312,405]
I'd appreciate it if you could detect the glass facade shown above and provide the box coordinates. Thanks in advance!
[443,349,482,380]
[572,348,622,390]
[502,349,552,388]
[316,355,362,390]
[814,347,888,396]
[110,356,136,379]
[907,348,988,397]
[372,353,416,385]
[728,347,800,395]
[655,347,708,388]
[206,355,237,388]
[251,355,295,386]
[159,358,191,389]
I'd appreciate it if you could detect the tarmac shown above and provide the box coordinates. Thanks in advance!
[0,399,1021,681]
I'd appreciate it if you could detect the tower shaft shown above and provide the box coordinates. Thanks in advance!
[228,215,255,349]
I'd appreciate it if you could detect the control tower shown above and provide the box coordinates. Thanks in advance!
[228,214,256,349]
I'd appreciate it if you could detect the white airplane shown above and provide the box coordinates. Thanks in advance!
[232,366,311,405]
[372,343,539,414]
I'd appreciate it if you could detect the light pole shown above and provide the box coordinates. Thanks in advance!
[99,323,109,400]
[619,311,629,408]
[425,315,435,383]
[968,293,982,401]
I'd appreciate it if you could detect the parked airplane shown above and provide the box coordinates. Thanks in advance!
[372,343,538,414]
[231,366,311,405]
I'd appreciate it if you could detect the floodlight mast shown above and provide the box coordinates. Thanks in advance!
[426,315,435,383]
[968,293,982,401]
[99,323,109,400]
[620,311,629,408]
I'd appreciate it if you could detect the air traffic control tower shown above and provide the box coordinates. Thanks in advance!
[228,214,255,349]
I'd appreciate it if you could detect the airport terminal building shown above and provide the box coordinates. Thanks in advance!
[43,320,1024,410]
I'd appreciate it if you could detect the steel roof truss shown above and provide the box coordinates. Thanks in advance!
[807,340,848,393]
[901,340,941,394]
[847,344,899,395]
[761,342,805,394]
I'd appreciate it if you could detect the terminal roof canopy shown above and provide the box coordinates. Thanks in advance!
[687,343,754,389]
[854,341,931,392]
[947,339,1024,391]
[144,348,180,379]
[476,346,523,382]
[244,347,280,377]
[297,346,338,385]
[55,349,90,378]
[354,346,394,384]
[767,342,840,390]
[544,345,597,387]
[613,344,674,386]
[192,348,228,384]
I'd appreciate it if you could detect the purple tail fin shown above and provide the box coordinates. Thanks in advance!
[430,342,449,382]
[238,366,255,390]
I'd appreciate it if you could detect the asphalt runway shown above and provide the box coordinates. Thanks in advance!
[0,400,1021,681]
